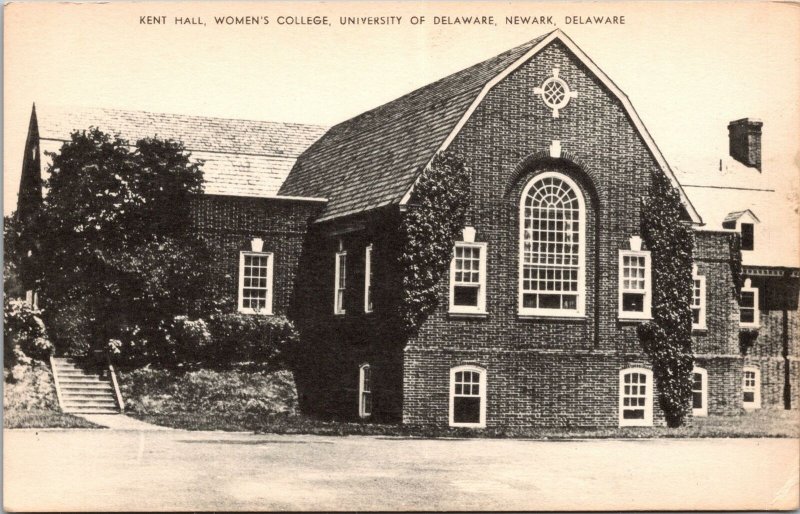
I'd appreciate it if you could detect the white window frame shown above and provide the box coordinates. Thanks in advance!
[449,365,487,428]
[691,367,708,417]
[618,250,652,320]
[449,242,488,315]
[692,269,707,330]
[619,368,654,427]
[518,172,586,317]
[740,280,759,328]
[358,363,372,418]
[334,250,347,315]
[237,251,274,315]
[364,245,373,313]
[743,366,761,410]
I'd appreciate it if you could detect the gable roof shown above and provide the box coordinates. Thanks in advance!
[722,209,760,226]
[279,29,702,224]
[33,105,328,198]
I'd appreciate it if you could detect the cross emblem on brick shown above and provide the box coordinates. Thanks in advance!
[534,68,578,118]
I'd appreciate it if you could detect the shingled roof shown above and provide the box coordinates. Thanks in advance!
[278,33,553,221]
[33,105,328,198]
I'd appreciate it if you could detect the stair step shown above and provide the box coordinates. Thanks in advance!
[64,400,117,409]
[61,384,113,390]
[61,386,113,396]
[58,376,108,384]
[64,408,119,414]
[52,358,122,414]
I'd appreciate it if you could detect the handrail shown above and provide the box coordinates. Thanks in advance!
[49,356,66,412]
[108,363,125,412]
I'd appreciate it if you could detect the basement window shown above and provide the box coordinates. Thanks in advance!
[743,366,761,409]
[359,363,372,418]
[619,368,653,427]
[449,366,486,428]
[692,367,708,417]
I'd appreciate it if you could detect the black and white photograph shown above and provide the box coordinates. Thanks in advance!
[3,1,799,510]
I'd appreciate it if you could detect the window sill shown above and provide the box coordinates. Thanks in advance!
[449,423,486,429]
[617,316,652,323]
[448,311,488,319]
[518,314,586,322]
[739,324,760,330]
[238,310,274,316]
[692,327,708,334]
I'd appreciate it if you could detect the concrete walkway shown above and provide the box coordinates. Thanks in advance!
[77,413,172,431]
[4,430,798,511]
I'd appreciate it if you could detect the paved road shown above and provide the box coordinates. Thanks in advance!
[4,428,798,511]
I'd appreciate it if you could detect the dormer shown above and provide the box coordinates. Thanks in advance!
[722,210,760,251]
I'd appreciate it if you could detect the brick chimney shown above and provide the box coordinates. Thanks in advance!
[728,118,762,171]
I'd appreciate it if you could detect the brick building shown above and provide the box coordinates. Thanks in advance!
[16,29,799,428]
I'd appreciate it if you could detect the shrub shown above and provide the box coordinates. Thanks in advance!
[118,368,299,417]
[4,362,59,411]
[3,298,52,364]
[206,313,299,369]
[169,316,213,365]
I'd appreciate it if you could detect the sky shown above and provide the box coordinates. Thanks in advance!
[4,1,799,215]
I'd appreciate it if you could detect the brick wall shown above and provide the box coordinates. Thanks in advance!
[289,211,407,422]
[191,194,324,315]
[403,40,674,428]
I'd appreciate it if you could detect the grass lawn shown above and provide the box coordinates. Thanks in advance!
[3,408,102,429]
[127,409,799,438]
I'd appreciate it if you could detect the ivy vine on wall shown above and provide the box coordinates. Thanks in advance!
[729,232,744,300]
[637,171,696,428]
[398,151,471,335]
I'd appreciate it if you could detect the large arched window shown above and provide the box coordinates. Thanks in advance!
[519,171,585,316]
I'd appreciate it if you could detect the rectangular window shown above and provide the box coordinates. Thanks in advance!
[619,251,651,319]
[238,252,273,314]
[692,368,708,416]
[364,245,373,313]
[741,223,754,251]
[740,285,759,327]
[692,275,706,330]
[743,367,761,409]
[450,243,487,314]
[334,251,347,315]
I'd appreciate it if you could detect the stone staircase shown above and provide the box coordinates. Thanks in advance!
[50,357,124,414]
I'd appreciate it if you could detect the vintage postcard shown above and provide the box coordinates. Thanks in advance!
[3,1,799,511]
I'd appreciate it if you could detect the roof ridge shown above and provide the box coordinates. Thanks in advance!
[36,103,329,130]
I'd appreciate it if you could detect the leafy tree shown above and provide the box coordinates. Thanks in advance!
[33,128,209,364]
[3,214,25,299]
[638,171,696,427]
